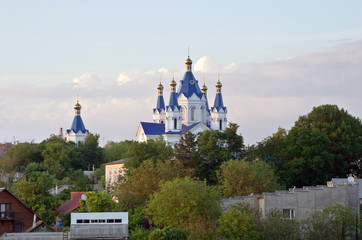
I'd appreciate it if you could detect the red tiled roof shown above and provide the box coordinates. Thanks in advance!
[55,192,89,216]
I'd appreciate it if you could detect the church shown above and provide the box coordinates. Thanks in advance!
[65,99,89,145]
[136,54,228,145]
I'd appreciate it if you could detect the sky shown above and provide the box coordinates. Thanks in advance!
[1,1,362,146]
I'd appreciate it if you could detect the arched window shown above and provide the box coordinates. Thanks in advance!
[201,107,205,122]
[181,106,186,121]
[191,107,196,121]
[219,120,222,130]
[174,118,177,129]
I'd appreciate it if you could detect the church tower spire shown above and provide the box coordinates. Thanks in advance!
[165,73,182,132]
[211,74,227,131]
[152,77,166,124]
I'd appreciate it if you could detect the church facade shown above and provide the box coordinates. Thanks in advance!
[66,99,89,145]
[136,55,227,145]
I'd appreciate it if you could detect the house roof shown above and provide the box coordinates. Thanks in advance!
[0,188,43,221]
[140,122,209,136]
[66,115,89,134]
[103,159,127,165]
[140,122,165,135]
[55,192,88,216]
[25,220,53,232]
[331,178,362,198]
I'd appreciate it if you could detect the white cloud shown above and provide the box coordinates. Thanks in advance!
[194,56,222,73]
[116,72,133,86]
[72,73,101,88]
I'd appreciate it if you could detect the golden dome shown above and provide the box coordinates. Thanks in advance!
[157,82,164,90]
[216,80,222,88]
[185,56,192,65]
[74,101,82,110]
[201,83,208,92]
[170,79,177,87]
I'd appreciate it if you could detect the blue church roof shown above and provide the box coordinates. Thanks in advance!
[66,115,89,134]
[176,71,203,99]
[155,95,165,112]
[140,122,165,135]
[212,92,227,112]
[140,122,209,136]
[168,92,179,107]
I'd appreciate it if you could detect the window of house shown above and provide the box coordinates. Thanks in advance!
[282,209,295,219]
[219,119,222,130]
[191,107,196,121]
[0,203,11,218]
[174,118,177,129]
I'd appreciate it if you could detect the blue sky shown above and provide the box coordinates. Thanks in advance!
[1,1,362,145]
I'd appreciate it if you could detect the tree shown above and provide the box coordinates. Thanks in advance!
[218,159,281,197]
[223,122,245,159]
[283,127,334,187]
[0,142,44,172]
[42,136,76,179]
[174,132,197,168]
[145,177,221,237]
[246,127,287,162]
[114,160,191,199]
[125,139,173,169]
[304,203,355,240]
[78,133,103,169]
[259,211,301,240]
[193,130,229,184]
[218,207,259,240]
[103,140,132,163]
[83,191,113,212]
[11,164,57,224]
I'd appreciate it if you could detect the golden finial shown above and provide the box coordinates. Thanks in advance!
[201,75,207,92]
[216,73,222,88]
[170,72,176,86]
[157,76,164,90]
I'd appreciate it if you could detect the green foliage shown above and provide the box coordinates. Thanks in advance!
[78,133,103,169]
[304,203,355,240]
[249,105,362,187]
[218,159,281,197]
[145,177,221,234]
[42,136,76,179]
[0,142,44,172]
[259,211,301,240]
[70,169,92,191]
[218,207,259,240]
[114,160,191,199]
[293,105,362,178]
[283,127,334,186]
[193,130,230,184]
[125,138,173,169]
[192,123,245,184]
[129,227,151,240]
[85,191,113,212]
[223,122,245,159]
[148,227,188,240]
[11,167,57,224]
[128,207,146,235]
[103,140,132,163]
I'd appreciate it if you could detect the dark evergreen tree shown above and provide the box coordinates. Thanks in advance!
[174,132,197,168]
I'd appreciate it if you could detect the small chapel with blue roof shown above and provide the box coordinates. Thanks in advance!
[66,99,89,145]
[136,54,228,145]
